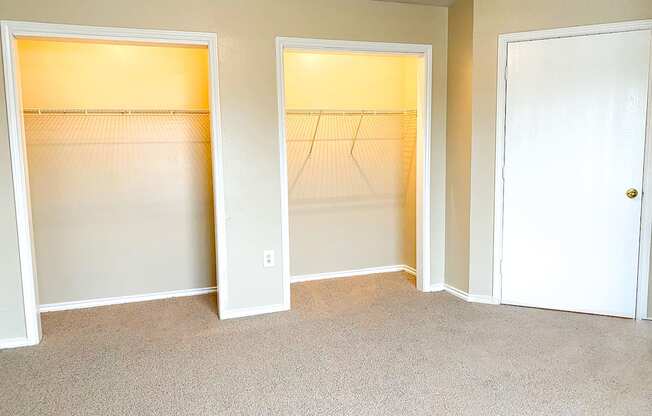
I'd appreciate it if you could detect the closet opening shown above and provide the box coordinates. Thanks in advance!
[2,22,226,345]
[276,38,433,304]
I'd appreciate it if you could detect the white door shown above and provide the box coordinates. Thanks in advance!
[501,30,651,317]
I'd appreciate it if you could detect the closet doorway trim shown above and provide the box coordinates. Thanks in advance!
[0,20,228,346]
[275,37,436,306]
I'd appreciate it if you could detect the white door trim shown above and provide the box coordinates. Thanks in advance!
[0,20,229,346]
[275,37,437,308]
[493,20,652,319]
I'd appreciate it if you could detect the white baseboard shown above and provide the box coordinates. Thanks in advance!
[402,265,417,276]
[0,337,30,349]
[40,286,217,313]
[219,303,289,319]
[467,293,499,305]
[430,282,445,292]
[291,264,414,283]
[443,284,499,305]
[444,284,470,301]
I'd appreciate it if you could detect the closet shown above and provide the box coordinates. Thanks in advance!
[284,50,418,279]
[17,38,217,309]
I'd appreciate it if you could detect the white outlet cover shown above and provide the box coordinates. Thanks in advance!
[263,250,275,267]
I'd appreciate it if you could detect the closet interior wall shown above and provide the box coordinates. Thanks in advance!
[284,51,418,276]
[17,39,216,305]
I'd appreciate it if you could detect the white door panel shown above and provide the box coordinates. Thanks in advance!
[501,30,651,317]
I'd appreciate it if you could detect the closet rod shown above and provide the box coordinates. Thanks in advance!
[288,137,403,143]
[286,109,415,115]
[23,108,210,115]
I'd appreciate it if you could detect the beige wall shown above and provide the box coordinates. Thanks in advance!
[17,39,209,110]
[0,0,448,340]
[467,0,652,298]
[444,0,472,293]
[284,51,417,275]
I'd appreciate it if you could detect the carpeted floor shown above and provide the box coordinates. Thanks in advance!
[1,272,651,415]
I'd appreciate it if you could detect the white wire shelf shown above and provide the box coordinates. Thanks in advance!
[22,111,211,146]
[285,109,417,203]
[286,109,416,116]
[23,108,210,115]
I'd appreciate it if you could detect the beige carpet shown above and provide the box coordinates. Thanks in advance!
[1,272,651,415]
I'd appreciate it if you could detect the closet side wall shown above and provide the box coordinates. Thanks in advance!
[285,52,417,276]
[0,76,26,339]
[18,40,215,304]
[402,58,418,270]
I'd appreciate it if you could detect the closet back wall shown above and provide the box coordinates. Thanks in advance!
[284,52,418,276]
[18,39,215,305]
[18,40,209,110]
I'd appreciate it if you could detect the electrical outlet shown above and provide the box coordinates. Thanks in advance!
[263,250,275,268]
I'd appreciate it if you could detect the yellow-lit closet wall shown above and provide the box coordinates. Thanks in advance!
[17,39,215,305]
[284,51,418,276]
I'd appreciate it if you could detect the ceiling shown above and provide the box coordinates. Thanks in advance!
[373,0,456,6]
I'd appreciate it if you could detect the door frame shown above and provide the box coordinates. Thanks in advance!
[493,20,652,319]
[275,37,439,306]
[0,20,229,346]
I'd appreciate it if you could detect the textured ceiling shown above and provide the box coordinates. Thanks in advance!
[373,0,456,7]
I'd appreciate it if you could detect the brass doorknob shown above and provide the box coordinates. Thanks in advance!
[626,188,639,199]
